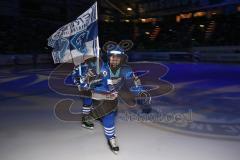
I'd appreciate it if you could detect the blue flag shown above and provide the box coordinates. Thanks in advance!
[48,2,99,65]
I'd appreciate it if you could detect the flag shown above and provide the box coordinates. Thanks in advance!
[48,2,99,65]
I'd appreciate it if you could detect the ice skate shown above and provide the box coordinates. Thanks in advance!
[82,115,94,130]
[108,136,119,154]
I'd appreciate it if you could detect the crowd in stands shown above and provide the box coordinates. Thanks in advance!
[0,12,239,54]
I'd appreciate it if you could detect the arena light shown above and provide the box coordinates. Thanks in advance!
[124,19,130,22]
[200,24,205,28]
[105,19,114,23]
[104,19,110,22]
[176,15,181,22]
[127,7,132,11]
[141,18,146,22]
[193,11,206,17]
[180,13,192,19]
[140,18,157,23]
[176,15,181,23]
[237,5,240,12]
[145,32,150,35]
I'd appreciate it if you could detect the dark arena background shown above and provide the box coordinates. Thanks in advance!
[1,0,240,159]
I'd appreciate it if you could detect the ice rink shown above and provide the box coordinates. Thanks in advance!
[1,62,240,160]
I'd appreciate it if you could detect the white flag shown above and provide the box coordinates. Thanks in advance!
[48,2,99,65]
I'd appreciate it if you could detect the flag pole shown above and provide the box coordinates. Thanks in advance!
[96,1,100,74]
